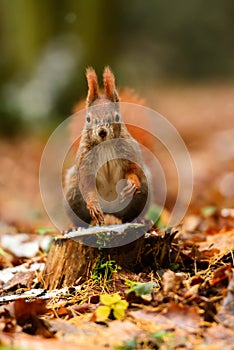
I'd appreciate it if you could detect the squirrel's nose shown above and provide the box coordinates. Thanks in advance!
[98,128,107,139]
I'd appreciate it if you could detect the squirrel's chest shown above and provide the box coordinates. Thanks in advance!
[96,146,124,201]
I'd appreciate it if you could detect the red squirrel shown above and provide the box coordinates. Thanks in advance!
[64,67,150,226]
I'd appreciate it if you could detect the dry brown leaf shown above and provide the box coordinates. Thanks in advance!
[0,331,95,350]
[210,264,232,287]
[3,270,37,291]
[196,324,234,350]
[217,271,234,328]
[51,316,143,349]
[10,299,54,337]
[130,301,201,332]
[198,229,234,253]
[162,270,185,295]
[162,301,201,331]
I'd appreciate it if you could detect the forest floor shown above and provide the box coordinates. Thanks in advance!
[0,84,234,349]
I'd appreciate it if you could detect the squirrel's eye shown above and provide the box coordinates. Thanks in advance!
[86,114,91,123]
[115,114,120,122]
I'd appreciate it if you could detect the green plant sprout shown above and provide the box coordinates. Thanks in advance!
[35,227,56,235]
[92,258,121,282]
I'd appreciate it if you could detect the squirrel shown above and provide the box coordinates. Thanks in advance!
[64,67,150,226]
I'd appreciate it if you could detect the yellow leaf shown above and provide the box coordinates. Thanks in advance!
[95,305,111,322]
[112,300,129,320]
[100,293,121,306]
[117,300,129,309]
[113,305,126,320]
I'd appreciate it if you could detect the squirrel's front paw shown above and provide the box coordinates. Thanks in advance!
[87,201,104,225]
[120,179,140,202]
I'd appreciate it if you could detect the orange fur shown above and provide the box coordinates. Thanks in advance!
[65,67,152,225]
[103,66,119,102]
[126,173,141,189]
[69,69,156,160]
[71,95,155,157]
[86,67,99,105]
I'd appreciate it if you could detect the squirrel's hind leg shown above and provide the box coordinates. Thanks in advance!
[65,186,92,227]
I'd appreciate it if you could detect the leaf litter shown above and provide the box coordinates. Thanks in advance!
[0,209,232,349]
[0,87,234,350]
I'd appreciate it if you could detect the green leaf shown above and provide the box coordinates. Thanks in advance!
[145,204,162,223]
[95,305,111,322]
[115,338,137,350]
[112,300,128,320]
[201,206,217,217]
[145,203,166,227]
[35,227,56,235]
[151,330,175,342]
[0,247,6,256]
[125,281,157,296]
[100,293,121,306]
[100,260,115,269]
[151,330,167,341]
[124,280,136,288]
[169,263,179,271]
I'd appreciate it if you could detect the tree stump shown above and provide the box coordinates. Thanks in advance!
[42,224,177,290]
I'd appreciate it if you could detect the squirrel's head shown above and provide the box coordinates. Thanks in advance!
[84,67,122,144]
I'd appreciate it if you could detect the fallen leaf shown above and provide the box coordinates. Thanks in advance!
[210,264,232,288]
[73,302,92,312]
[113,300,129,321]
[217,271,234,328]
[100,293,121,305]
[162,270,184,295]
[198,229,234,253]
[163,302,201,331]
[95,305,110,322]
[125,281,157,296]
[0,331,95,350]
[198,324,234,350]
[3,270,37,291]
[1,233,51,258]
[12,299,54,337]
[130,302,201,332]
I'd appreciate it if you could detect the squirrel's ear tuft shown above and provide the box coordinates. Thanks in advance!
[86,67,99,105]
[103,66,119,102]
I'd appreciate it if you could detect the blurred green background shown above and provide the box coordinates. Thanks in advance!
[0,0,234,135]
